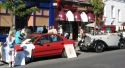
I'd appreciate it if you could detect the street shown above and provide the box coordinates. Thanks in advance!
[0,48,125,68]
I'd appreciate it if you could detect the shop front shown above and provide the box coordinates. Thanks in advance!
[57,9,79,40]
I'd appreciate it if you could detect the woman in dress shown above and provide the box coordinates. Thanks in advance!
[6,33,15,67]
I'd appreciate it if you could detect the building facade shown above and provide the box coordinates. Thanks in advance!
[0,0,55,33]
[0,0,93,35]
[103,0,125,25]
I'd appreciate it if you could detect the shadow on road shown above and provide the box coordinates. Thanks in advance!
[76,52,81,56]
[77,47,121,53]
[104,47,120,52]
[27,52,82,64]
[0,63,4,66]
[28,55,63,64]
[26,47,121,64]
[0,61,8,66]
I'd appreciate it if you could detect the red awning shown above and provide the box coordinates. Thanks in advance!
[87,12,95,23]
[58,10,66,21]
[74,11,81,21]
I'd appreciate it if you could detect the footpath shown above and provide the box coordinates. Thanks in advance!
[0,61,8,68]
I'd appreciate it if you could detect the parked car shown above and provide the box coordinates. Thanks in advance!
[26,33,75,59]
[78,25,125,52]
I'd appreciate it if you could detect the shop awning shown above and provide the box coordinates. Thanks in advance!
[80,12,88,22]
[87,12,95,23]
[66,10,74,21]
[58,10,66,21]
[74,11,81,21]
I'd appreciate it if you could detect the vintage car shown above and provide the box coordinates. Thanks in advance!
[78,32,125,52]
[26,33,75,59]
[78,25,125,52]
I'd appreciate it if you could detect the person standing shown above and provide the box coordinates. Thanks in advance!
[78,26,86,41]
[9,26,15,37]
[14,29,25,66]
[58,25,63,35]
[15,29,22,44]
[6,33,15,67]
[48,26,57,34]
[42,25,48,33]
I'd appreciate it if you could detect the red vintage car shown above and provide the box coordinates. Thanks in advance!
[26,33,75,59]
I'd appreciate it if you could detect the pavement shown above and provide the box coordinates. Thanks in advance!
[0,61,8,68]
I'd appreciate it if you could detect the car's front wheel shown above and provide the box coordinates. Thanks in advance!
[95,42,105,53]
[119,41,125,49]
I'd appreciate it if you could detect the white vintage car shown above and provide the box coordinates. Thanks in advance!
[78,32,125,52]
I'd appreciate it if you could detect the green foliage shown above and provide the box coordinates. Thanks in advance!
[0,0,38,17]
[89,0,104,15]
[89,0,104,31]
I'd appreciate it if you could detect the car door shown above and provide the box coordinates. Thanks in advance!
[32,35,52,57]
[48,34,64,55]
[105,33,120,46]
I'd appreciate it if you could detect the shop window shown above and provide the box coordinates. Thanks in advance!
[111,5,114,18]
[36,9,43,15]
[35,9,49,17]
[43,9,49,16]
[118,9,120,22]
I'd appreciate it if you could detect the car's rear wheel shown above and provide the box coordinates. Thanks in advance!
[119,41,125,49]
[95,42,105,53]
[25,57,34,63]
[61,50,67,58]
[25,57,31,63]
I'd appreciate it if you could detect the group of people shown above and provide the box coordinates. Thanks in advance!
[0,25,60,67]
[0,26,29,67]
[38,25,58,34]
[48,25,85,40]
[38,25,74,39]
[41,25,63,35]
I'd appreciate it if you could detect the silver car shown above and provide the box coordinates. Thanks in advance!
[78,32,125,52]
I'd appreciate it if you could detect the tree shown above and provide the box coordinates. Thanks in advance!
[89,0,104,31]
[0,0,38,27]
